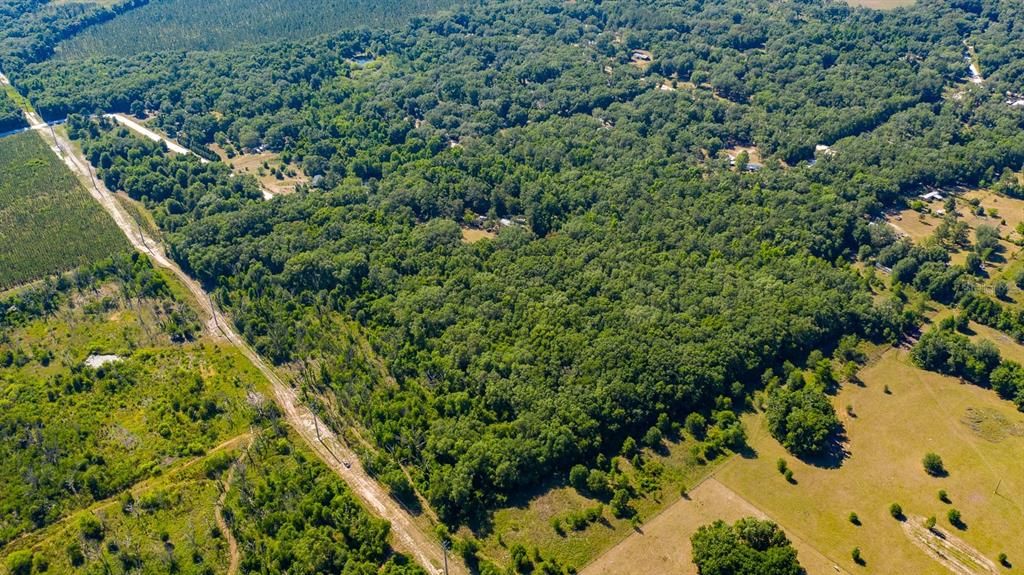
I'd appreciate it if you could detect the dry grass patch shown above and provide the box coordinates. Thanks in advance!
[473,440,722,571]
[716,348,1024,574]
[461,228,496,243]
[210,144,308,196]
[581,478,848,575]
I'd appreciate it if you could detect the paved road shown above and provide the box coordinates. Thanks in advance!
[1,70,459,575]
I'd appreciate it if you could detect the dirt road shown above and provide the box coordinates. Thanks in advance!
[106,113,206,160]
[3,71,459,575]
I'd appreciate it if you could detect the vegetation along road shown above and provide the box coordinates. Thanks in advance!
[0,68,460,575]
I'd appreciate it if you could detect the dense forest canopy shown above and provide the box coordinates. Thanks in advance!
[12,0,1024,527]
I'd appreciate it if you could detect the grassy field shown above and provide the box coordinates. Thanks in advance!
[471,439,728,572]
[715,348,1023,574]
[55,0,458,58]
[582,478,847,575]
[0,131,126,290]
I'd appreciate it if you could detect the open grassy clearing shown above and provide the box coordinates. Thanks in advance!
[209,144,308,196]
[460,228,496,243]
[582,477,847,575]
[0,131,126,290]
[471,440,729,572]
[886,190,1024,274]
[715,348,1024,574]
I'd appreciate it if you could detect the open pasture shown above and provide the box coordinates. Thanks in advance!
[716,348,1024,574]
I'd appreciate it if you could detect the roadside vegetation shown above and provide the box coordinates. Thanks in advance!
[0,131,126,290]
[0,91,23,133]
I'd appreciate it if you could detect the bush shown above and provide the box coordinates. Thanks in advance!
[922,452,946,476]
[848,512,860,526]
[998,553,1009,567]
[925,516,936,530]
[79,514,104,540]
[947,508,963,529]
[938,489,950,503]
[851,547,864,566]
[685,413,707,440]
[889,503,904,520]
[6,551,32,575]
[568,464,588,491]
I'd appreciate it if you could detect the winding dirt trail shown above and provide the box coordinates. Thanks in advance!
[215,464,241,575]
[1,70,459,575]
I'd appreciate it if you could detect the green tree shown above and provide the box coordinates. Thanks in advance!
[922,452,946,476]
[691,518,803,575]
[5,551,32,575]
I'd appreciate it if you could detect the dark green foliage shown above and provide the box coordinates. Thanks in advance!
[939,490,950,504]
[22,0,1024,528]
[851,547,863,566]
[5,550,32,575]
[690,518,803,575]
[58,0,456,58]
[890,503,904,521]
[848,512,860,526]
[911,328,1002,385]
[0,91,24,133]
[228,430,425,575]
[922,452,946,477]
[947,508,964,529]
[765,387,840,459]
[685,413,708,440]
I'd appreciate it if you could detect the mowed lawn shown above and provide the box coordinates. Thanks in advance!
[0,131,125,289]
[718,348,1024,574]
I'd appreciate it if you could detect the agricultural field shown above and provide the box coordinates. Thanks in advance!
[54,0,458,58]
[715,348,1024,574]
[0,131,125,290]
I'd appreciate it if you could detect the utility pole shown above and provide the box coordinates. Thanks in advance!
[441,540,450,575]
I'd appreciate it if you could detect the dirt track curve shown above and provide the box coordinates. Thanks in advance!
[1,71,460,575]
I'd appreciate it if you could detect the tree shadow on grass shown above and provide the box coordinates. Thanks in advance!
[796,429,850,470]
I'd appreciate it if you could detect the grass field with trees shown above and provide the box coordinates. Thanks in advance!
[0,131,126,290]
